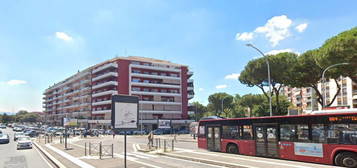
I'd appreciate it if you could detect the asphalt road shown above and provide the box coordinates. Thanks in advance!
[0,128,53,168]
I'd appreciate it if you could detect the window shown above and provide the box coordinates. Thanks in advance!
[132,78,140,82]
[241,125,252,140]
[297,124,309,142]
[222,126,239,139]
[327,124,357,144]
[132,87,140,91]
[280,125,296,141]
[198,126,205,138]
[312,124,326,143]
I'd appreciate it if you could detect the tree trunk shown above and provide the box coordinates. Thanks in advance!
[311,84,323,106]
[257,85,270,102]
[326,79,341,107]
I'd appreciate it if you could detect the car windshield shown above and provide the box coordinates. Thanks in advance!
[18,137,30,141]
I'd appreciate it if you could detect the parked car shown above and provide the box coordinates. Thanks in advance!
[17,136,32,150]
[24,130,38,137]
[13,127,23,132]
[177,129,190,134]
[153,128,171,135]
[0,125,6,129]
[14,132,25,141]
[133,130,147,135]
[0,134,10,144]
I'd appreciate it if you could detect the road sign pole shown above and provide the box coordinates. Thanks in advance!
[124,131,127,168]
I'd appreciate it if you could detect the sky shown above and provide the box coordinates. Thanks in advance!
[0,0,357,113]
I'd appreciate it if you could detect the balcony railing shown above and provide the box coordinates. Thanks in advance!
[92,90,117,98]
[130,64,180,72]
[130,72,180,80]
[92,72,118,81]
[139,110,181,114]
[92,81,118,89]
[92,62,118,74]
[131,90,181,96]
[139,101,181,105]
[188,94,194,99]
[92,110,111,114]
[131,81,180,88]
[92,100,111,106]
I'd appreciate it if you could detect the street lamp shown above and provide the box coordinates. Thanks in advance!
[321,62,350,108]
[246,44,273,116]
[221,96,229,117]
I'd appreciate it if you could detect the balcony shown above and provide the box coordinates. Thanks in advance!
[187,86,194,91]
[187,71,193,77]
[139,110,181,114]
[92,81,118,89]
[93,62,118,74]
[139,101,181,105]
[130,64,180,72]
[187,78,193,83]
[131,91,181,97]
[92,90,117,98]
[92,72,118,81]
[131,72,180,80]
[92,110,111,114]
[92,100,111,106]
[188,94,194,99]
[131,81,180,88]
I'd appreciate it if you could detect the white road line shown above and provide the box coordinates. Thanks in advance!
[45,144,95,168]
[33,144,55,168]
[167,153,260,168]
[175,149,314,168]
[161,155,227,168]
[133,144,138,152]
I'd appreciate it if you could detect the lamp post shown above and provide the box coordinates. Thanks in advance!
[221,96,229,117]
[321,63,349,108]
[246,44,273,116]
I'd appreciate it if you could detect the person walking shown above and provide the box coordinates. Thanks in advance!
[148,131,154,147]
[112,129,115,139]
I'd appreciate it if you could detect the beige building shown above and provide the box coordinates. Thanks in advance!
[281,77,357,114]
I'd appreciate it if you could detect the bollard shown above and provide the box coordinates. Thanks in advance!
[99,142,102,159]
[155,139,158,149]
[51,135,53,143]
[89,142,91,155]
[112,144,114,158]
[172,139,174,151]
[85,142,87,156]
[163,140,165,152]
[158,138,161,149]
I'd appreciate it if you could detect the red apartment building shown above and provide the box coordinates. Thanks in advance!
[43,56,194,129]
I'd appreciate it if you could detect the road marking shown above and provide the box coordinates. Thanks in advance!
[133,144,138,152]
[174,149,314,168]
[45,144,95,168]
[160,155,227,168]
[34,144,55,168]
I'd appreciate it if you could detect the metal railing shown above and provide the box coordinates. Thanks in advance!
[85,142,114,159]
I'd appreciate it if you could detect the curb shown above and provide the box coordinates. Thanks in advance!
[33,141,67,168]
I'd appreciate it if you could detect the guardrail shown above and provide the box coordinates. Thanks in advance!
[85,142,114,159]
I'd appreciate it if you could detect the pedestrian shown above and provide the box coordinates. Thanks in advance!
[148,131,154,147]
[112,130,115,139]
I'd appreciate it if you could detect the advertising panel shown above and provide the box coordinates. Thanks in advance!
[158,120,171,129]
[294,142,323,157]
[111,95,139,130]
[63,118,78,127]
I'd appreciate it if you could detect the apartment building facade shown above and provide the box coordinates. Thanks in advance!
[281,77,357,114]
[43,56,194,129]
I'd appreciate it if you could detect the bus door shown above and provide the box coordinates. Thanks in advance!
[207,126,221,151]
[254,124,279,158]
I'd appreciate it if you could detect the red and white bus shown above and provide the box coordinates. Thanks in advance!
[197,110,357,167]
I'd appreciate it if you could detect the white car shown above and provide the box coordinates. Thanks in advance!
[14,132,24,141]
[17,136,32,150]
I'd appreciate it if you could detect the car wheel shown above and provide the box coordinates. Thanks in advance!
[340,152,357,168]
[226,144,239,154]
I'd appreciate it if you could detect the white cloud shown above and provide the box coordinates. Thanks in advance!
[265,49,293,55]
[235,32,253,41]
[254,15,292,46]
[216,84,227,89]
[295,23,308,33]
[225,73,240,80]
[198,88,204,91]
[55,32,73,41]
[6,80,27,85]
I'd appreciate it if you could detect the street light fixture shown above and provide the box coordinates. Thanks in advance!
[245,44,273,117]
[321,62,350,108]
[221,96,229,117]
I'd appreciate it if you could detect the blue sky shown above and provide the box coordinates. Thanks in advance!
[0,0,356,112]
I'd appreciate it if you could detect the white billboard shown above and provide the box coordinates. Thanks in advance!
[113,102,138,129]
[158,120,171,129]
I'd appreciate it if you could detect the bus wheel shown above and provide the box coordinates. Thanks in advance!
[226,144,239,154]
[339,152,357,167]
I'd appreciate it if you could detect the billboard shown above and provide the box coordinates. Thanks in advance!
[63,118,78,127]
[294,142,323,158]
[158,120,171,129]
[111,95,139,130]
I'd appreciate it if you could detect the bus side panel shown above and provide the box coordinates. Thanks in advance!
[279,142,332,165]
[198,137,207,149]
[237,140,256,156]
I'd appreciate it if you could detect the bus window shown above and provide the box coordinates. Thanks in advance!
[312,124,326,143]
[327,124,357,144]
[280,125,296,141]
[297,124,309,142]
[198,126,205,138]
[222,125,239,139]
[241,125,252,140]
